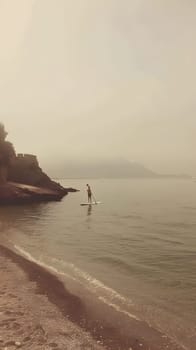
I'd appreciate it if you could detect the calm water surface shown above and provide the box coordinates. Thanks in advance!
[1,179,196,349]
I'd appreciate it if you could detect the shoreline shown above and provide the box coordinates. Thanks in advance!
[0,244,105,350]
[0,244,184,350]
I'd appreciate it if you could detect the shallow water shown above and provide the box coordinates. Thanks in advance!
[1,179,196,349]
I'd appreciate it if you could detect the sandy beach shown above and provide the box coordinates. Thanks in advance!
[0,245,106,350]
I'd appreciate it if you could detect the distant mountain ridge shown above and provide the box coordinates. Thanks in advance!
[46,159,190,179]
[46,160,153,179]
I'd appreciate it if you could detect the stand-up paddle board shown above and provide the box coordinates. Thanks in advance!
[80,201,101,206]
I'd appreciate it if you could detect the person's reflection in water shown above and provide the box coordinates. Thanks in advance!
[87,204,92,216]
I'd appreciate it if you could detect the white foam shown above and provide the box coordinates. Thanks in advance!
[14,245,139,322]
[52,258,139,321]
[52,257,131,303]
[99,296,140,321]
[14,245,77,282]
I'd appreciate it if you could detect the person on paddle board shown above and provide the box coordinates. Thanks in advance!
[86,184,92,203]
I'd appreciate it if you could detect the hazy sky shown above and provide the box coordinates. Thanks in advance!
[0,0,195,174]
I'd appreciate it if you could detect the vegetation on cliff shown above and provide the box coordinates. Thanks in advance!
[0,124,15,165]
[0,124,16,184]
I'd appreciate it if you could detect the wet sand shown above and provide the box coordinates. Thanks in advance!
[0,245,105,350]
[0,245,184,350]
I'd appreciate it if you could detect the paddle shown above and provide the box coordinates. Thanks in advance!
[92,192,97,204]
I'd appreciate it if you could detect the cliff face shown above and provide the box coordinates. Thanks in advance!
[8,154,68,196]
[0,182,65,205]
[0,123,72,205]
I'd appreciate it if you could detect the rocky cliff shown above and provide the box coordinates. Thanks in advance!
[0,182,65,205]
[8,154,68,196]
[0,123,75,205]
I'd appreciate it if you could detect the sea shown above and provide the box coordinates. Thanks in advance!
[0,178,196,350]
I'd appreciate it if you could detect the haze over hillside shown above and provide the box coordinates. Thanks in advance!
[46,159,155,179]
[44,159,190,179]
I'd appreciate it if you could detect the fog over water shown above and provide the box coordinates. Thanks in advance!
[0,0,195,174]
